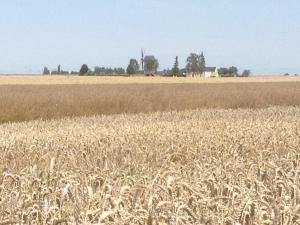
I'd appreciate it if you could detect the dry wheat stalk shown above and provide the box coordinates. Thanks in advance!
[0,106,299,224]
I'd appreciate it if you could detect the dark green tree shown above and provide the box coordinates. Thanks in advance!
[144,56,159,75]
[126,59,139,75]
[171,56,180,76]
[218,67,229,76]
[199,52,206,74]
[58,64,61,74]
[43,67,50,75]
[241,70,251,77]
[228,66,238,76]
[79,64,89,75]
[186,53,201,76]
[218,66,239,77]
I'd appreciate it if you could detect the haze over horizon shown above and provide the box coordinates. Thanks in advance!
[0,0,299,75]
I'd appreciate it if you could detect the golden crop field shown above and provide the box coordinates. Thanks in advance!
[1,107,300,224]
[0,75,300,85]
[1,81,300,123]
[2,0,299,224]
[1,76,300,224]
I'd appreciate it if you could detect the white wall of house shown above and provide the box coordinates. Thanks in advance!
[186,68,220,78]
[204,68,219,78]
[204,71,213,78]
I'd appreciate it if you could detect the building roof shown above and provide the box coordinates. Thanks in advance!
[205,67,216,72]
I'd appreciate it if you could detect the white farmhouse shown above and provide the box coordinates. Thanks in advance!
[186,67,220,77]
[203,67,219,78]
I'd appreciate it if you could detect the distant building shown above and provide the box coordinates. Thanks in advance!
[186,67,219,78]
[203,67,219,78]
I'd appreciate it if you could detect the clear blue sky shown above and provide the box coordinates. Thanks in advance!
[0,0,299,74]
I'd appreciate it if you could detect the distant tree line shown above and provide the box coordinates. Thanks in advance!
[218,67,239,77]
[43,51,251,77]
[43,65,70,75]
[43,64,126,76]
[93,67,125,75]
[78,65,125,76]
[126,56,159,75]
[218,67,251,77]
[283,73,298,76]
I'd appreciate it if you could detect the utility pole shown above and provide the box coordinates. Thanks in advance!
[141,48,144,74]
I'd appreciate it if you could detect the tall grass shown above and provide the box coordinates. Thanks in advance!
[0,82,300,123]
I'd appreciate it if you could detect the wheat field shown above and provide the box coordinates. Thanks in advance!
[0,75,300,85]
[1,82,300,123]
[1,107,300,224]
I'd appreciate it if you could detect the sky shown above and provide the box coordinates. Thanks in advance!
[0,0,299,75]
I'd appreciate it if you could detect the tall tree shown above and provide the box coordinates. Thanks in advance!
[242,69,251,77]
[171,56,180,76]
[126,59,139,75]
[186,53,201,76]
[229,66,238,76]
[43,67,50,75]
[79,64,89,75]
[199,52,206,73]
[141,49,145,73]
[144,56,159,75]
